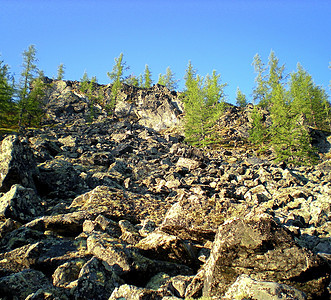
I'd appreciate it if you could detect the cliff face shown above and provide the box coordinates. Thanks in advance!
[0,82,330,299]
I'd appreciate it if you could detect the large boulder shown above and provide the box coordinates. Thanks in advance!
[202,213,330,299]
[0,269,52,299]
[70,185,171,224]
[0,135,38,193]
[223,274,307,300]
[0,184,44,223]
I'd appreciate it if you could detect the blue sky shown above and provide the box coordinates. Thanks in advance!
[0,0,330,104]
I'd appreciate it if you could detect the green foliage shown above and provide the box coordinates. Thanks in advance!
[252,51,285,108]
[143,64,153,88]
[236,87,248,107]
[289,63,330,131]
[157,66,178,90]
[183,62,227,147]
[17,45,46,129]
[107,53,129,114]
[125,74,139,87]
[269,83,317,165]
[250,52,329,165]
[80,72,102,122]
[0,56,15,127]
[248,106,267,146]
[56,63,65,80]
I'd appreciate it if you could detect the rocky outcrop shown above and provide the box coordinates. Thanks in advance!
[0,82,330,298]
[41,79,183,132]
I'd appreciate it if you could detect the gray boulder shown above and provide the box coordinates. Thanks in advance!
[0,269,52,300]
[0,184,44,223]
[202,213,330,299]
[0,135,38,193]
[223,274,307,300]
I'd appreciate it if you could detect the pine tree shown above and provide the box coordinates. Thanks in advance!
[0,56,15,127]
[107,53,128,114]
[236,87,248,107]
[143,64,152,88]
[56,63,65,80]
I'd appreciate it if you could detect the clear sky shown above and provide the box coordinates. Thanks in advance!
[0,0,330,104]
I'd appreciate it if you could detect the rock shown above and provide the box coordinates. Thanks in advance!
[168,275,194,298]
[160,191,234,242]
[0,135,38,192]
[145,272,170,290]
[223,274,307,300]
[0,218,21,239]
[119,219,141,244]
[135,230,197,266]
[27,210,94,237]
[176,157,201,170]
[202,213,330,299]
[86,231,132,275]
[70,185,170,224]
[0,184,44,223]
[0,269,52,299]
[109,284,163,300]
[71,257,123,300]
[52,258,88,288]
[36,158,87,198]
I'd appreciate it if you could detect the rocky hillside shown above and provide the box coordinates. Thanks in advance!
[0,81,330,299]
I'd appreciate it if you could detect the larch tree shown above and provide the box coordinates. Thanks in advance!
[57,63,65,80]
[17,45,46,129]
[107,53,128,114]
[158,66,178,90]
[269,83,317,164]
[252,51,285,108]
[235,87,248,107]
[0,56,15,127]
[183,62,227,147]
[289,63,330,131]
[143,64,153,88]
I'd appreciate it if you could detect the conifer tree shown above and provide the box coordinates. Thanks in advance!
[252,51,285,108]
[80,71,90,93]
[17,45,46,129]
[248,105,267,146]
[236,87,248,107]
[56,63,65,80]
[269,83,317,165]
[157,67,178,90]
[125,74,139,87]
[183,62,226,146]
[143,64,152,88]
[0,56,15,127]
[79,72,102,121]
[157,74,166,86]
[252,53,268,105]
[289,63,330,131]
[107,53,128,114]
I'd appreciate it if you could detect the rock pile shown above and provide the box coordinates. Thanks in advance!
[0,81,330,299]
